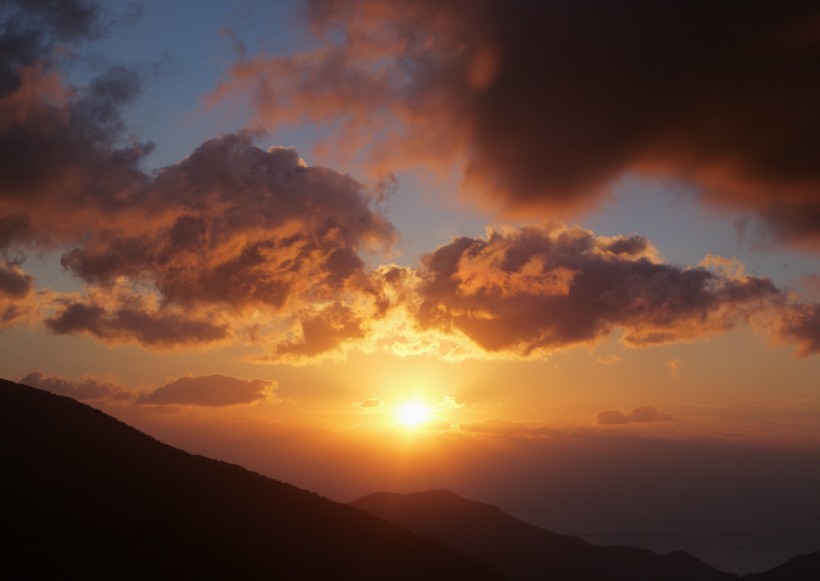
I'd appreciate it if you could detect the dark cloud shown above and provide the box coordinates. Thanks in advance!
[217,0,820,246]
[414,223,781,356]
[776,303,820,357]
[45,299,229,348]
[0,260,34,327]
[0,0,100,97]
[19,371,130,402]
[138,375,276,407]
[595,405,673,425]
[0,260,32,297]
[0,0,151,250]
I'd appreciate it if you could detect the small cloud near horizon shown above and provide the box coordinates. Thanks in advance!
[352,397,383,409]
[665,359,683,381]
[138,375,277,407]
[459,418,563,438]
[595,405,673,425]
[19,371,131,403]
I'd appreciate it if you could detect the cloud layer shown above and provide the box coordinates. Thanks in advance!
[0,0,816,363]
[214,0,820,247]
[595,405,673,425]
[20,371,277,407]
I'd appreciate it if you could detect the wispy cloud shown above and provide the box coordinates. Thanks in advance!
[595,405,673,425]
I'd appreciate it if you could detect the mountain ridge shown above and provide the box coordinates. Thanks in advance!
[3,377,818,579]
[0,378,498,579]
[351,489,820,580]
[351,489,737,580]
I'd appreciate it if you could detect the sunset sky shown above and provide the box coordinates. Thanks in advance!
[1,0,819,572]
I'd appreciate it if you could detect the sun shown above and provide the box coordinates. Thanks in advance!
[396,402,432,428]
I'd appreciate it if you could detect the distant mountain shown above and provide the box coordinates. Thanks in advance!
[351,489,739,581]
[741,552,820,580]
[0,378,498,579]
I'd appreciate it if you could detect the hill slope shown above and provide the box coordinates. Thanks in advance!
[0,378,498,579]
[352,489,738,581]
[742,552,820,581]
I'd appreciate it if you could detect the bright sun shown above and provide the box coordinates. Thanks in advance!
[396,402,432,428]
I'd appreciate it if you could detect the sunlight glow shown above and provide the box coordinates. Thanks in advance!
[396,402,432,428]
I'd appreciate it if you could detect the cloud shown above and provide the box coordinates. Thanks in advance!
[19,371,131,403]
[775,303,820,357]
[33,131,395,357]
[0,3,400,360]
[138,375,277,407]
[458,419,562,437]
[0,1,151,251]
[596,355,622,366]
[595,405,673,425]
[353,397,383,409]
[414,223,782,357]
[434,395,464,410]
[45,298,229,349]
[214,0,820,247]
[59,134,395,304]
[0,261,35,327]
[665,359,683,381]
[2,0,817,365]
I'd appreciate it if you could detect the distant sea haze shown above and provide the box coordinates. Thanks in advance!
[551,518,814,575]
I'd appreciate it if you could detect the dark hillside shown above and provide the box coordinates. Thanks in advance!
[0,378,498,579]
[352,489,738,581]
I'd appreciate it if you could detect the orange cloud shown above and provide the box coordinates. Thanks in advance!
[458,419,562,437]
[23,132,396,358]
[353,397,383,409]
[595,405,673,425]
[414,223,781,356]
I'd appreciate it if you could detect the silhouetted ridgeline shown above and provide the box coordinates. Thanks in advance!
[352,489,736,581]
[2,377,818,580]
[0,378,497,579]
[350,489,820,580]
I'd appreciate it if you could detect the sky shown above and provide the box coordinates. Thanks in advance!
[1,0,819,573]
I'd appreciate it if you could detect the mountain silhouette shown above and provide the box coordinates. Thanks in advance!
[0,378,498,579]
[351,489,737,580]
[3,376,817,579]
[352,490,820,580]
[741,552,820,580]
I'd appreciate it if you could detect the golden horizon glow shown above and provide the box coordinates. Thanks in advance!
[395,402,433,428]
